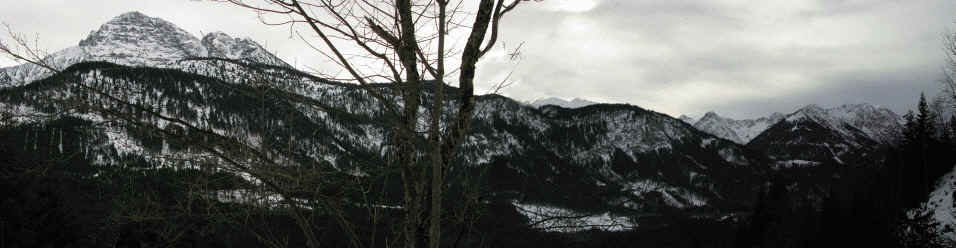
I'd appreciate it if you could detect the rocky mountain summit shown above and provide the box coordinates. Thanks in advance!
[692,111,785,144]
[692,103,900,147]
[783,104,902,144]
[747,104,902,165]
[0,11,279,88]
[528,97,599,108]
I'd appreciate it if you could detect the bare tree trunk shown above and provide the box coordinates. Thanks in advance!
[394,0,425,246]
[427,1,448,246]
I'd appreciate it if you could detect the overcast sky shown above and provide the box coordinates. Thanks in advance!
[1,0,955,119]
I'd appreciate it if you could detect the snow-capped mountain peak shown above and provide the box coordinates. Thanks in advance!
[529,97,599,108]
[746,103,903,166]
[786,104,825,122]
[1,11,283,88]
[692,111,784,144]
[785,103,901,144]
[77,11,206,66]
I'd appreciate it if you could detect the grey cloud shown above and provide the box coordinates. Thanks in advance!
[489,0,956,119]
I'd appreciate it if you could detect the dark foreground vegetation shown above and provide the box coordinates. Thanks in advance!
[0,119,737,247]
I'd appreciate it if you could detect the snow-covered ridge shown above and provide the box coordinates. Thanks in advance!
[0,11,282,88]
[78,11,206,66]
[784,103,902,144]
[743,103,901,166]
[678,114,696,124]
[201,31,286,65]
[695,103,900,145]
[528,97,599,109]
[692,111,784,144]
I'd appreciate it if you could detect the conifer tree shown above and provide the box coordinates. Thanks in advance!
[913,93,936,193]
[916,93,937,142]
[903,110,917,144]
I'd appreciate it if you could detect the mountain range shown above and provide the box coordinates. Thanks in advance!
[0,12,924,233]
[689,104,901,146]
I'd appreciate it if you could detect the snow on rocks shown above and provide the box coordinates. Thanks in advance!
[772,160,822,169]
[1,11,282,88]
[919,165,956,241]
[785,103,901,144]
[693,111,784,144]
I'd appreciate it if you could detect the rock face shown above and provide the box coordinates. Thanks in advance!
[678,115,696,124]
[78,11,206,66]
[1,11,278,88]
[201,31,285,65]
[692,112,785,144]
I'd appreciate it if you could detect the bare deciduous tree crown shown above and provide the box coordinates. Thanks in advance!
[0,1,534,247]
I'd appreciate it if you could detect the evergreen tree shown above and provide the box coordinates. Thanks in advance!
[916,93,937,142]
[903,110,917,144]
[907,93,939,195]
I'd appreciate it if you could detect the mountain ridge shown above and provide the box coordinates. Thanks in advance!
[745,103,900,166]
[692,111,785,144]
[0,11,281,88]
[528,97,599,109]
[691,103,901,147]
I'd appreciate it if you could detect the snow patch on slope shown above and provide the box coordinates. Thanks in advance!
[624,180,709,209]
[512,200,635,232]
[922,165,956,241]
[773,160,822,169]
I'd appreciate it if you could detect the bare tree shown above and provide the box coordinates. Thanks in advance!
[1,0,534,247]
[205,1,534,247]
[944,33,956,104]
